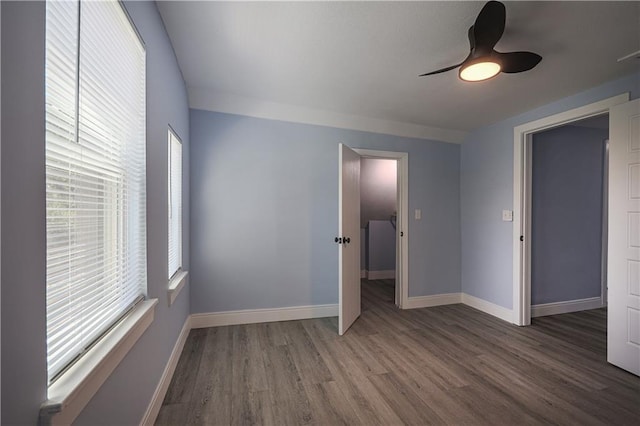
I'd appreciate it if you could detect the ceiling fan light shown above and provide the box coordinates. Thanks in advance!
[459,60,501,81]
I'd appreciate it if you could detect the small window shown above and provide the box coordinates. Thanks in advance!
[168,129,183,279]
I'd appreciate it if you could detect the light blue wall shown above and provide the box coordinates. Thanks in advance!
[367,220,396,272]
[1,1,190,424]
[1,2,47,421]
[190,109,461,313]
[461,72,640,309]
[531,125,607,305]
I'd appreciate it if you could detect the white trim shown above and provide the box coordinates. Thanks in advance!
[404,293,462,309]
[167,270,188,306]
[601,139,610,307]
[513,93,629,326]
[354,148,409,310]
[40,299,158,426]
[531,297,605,318]
[189,88,467,144]
[190,304,339,329]
[392,292,515,322]
[366,270,396,280]
[461,293,513,323]
[140,316,191,426]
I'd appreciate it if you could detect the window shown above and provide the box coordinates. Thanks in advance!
[45,0,146,382]
[168,129,183,280]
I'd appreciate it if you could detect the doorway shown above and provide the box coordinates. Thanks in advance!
[360,157,398,307]
[354,148,409,309]
[529,115,609,318]
[512,93,629,326]
[514,94,640,376]
[338,146,408,335]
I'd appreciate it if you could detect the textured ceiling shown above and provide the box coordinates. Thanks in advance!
[158,1,639,136]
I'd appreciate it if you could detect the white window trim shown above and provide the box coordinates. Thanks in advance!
[168,270,188,306]
[40,299,158,426]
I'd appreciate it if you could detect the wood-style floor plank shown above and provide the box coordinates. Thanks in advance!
[184,327,233,425]
[162,328,207,405]
[157,279,640,425]
[261,344,314,425]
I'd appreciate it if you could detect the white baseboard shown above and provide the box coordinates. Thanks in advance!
[404,293,462,309]
[190,304,339,329]
[461,293,513,323]
[366,270,395,280]
[140,316,191,426]
[531,297,604,318]
[402,292,514,324]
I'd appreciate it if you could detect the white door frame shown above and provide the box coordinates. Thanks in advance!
[512,93,629,326]
[601,139,610,307]
[354,148,409,309]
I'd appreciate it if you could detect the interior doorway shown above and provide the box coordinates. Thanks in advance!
[337,146,408,335]
[528,114,609,318]
[513,94,639,376]
[354,149,409,309]
[360,157,398,306]
[512,93,629,326]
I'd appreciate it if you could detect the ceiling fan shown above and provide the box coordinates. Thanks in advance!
[420,0,542,82]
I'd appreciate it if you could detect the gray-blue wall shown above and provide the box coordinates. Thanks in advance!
[360,158,397,225]
[531,125,607,305]
[367,220,396,272]
[189,108,461,313]
[461,72,639,309]
[1,1,190,424]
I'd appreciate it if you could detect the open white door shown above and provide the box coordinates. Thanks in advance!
[608,98,640,376]
[338,143,361,335]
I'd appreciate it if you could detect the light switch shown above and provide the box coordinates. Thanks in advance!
[415,209,422,220]
[502,209,513,222]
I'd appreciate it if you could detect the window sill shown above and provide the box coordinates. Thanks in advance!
[168,270,188,306]
[40,299,158,426]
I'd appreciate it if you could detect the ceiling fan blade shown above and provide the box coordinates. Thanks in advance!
[473,1,506,50]
[419,62,463,77]
[494,51,542,73]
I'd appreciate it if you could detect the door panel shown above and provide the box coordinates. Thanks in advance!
[608,99,640,376]
[339,144,361,335]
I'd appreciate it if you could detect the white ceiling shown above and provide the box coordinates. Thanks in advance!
[158,1,639,141]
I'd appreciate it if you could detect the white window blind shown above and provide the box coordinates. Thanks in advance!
[168,129,183,279]
[45,0,146,381]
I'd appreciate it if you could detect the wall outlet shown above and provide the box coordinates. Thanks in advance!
[415,209,421,220]
[502,209,513,222]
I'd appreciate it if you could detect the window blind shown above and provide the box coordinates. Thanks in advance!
[168,130,182,279]
[45,0,146,381]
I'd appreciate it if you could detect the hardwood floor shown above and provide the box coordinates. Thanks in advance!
[157,279,640,425]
